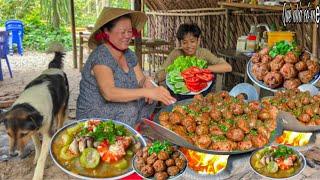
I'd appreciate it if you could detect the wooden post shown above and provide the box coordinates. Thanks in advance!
[225,9,231,49]
[312,0,319,58]
[79,32,84,71]
[70,0,77,68]
[134,0,143,67]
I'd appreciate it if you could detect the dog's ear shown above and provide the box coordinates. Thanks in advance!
[0,110,7,124]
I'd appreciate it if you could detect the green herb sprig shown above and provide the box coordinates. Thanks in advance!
[148,141,172,155]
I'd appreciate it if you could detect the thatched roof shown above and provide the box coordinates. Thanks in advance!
[145,0,219,11]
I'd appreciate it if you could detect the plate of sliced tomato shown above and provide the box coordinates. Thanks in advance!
[166,66,214,95]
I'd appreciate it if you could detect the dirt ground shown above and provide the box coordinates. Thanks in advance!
[0,51,81,180]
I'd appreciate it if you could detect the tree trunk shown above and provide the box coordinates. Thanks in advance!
[52,0,60,29]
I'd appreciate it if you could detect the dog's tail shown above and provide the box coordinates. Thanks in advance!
[47,41,65,69]
[48,52,65,69]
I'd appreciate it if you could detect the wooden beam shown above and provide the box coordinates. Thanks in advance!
[312,0,319,58]
[134,0,143,67]
[218,2,307,11]
[70,0,77,68]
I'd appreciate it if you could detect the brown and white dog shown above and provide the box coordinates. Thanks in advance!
[0,51,69,180]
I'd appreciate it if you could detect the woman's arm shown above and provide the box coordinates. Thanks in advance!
[93,65,176,105]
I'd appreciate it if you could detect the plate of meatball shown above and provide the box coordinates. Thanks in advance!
[262,88,320,131]
[153,92,283,155]
[133,141,187,180]
[247,49,320,92]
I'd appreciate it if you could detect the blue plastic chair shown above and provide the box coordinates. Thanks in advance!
[5,20,24,56]
[0,31,13,80]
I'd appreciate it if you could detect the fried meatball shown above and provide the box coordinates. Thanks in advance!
[298,70,314,83]
[195,135,212,149]
[147,153,158,165]
[167,166,180,176]
[141,164,155,177]
[295,61,308,71]
[301,51,311,61]
[153,160,166,172]
[261,54,272,64]
[195,113,210,125]
[210,109,222,120]
[154,172,168,180]
[263,72,283,89]
[158,151,169,161]
[196,124,209,135]
[172,125,187,137]
[284,52,298,64]
[165,159,175,167]
[248,101,260,111]
[251,53,261,63]
[211,141,235,151]
[298,113,311,123]
[270,55,285,72]
[238,140,253,150]
[171,151,180,160]
[280,63,297,79]
[210,125,225,136]
[159,112,170,122]
[252,63,270,81]
[257,126,271,139]
[306,60,320,75]
[258,109,271,120]
[250,134,268,148]
[237,118,250,133]
[169,112,183,125]
[283,79,301,90]
[230,103,244,115]
[181,116,194,127]
[173,105,187,116]
[135,157,146,170]
[175,157,186,170]
[186,123,196,133]
[226,128,244,142]
[222,110,233,120]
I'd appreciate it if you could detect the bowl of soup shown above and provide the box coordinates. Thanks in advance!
[250,145,306,179]
[50,119,146,179]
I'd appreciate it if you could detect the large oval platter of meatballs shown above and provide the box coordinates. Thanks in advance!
[247,42,320,92]
[156,92,283,155]
[133,141,187,180]
[262,89,320,130]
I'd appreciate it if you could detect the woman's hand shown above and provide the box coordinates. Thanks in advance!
[146,86,176,106]
[143,77,157,104]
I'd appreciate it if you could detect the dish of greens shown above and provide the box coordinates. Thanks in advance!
[166,56,213,95]
[50,119,146,179]
[250,145,305,179]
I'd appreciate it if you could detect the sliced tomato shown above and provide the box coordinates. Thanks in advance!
[189,66,202,74]
[196,73,213,82]
[186,82,207,92]
[181,73,194,79]
[185,76,200,83]
[201,69,212,74]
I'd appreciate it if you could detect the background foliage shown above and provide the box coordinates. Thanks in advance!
[0,0,132,51]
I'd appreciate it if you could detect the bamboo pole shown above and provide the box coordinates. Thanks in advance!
[145,11,225,16]
[134,0,143,67]
[70,0,77,68]
[166,7,225,13]
[312,0,319,58]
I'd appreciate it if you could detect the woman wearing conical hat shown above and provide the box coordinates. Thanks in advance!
[76,7,176,127]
